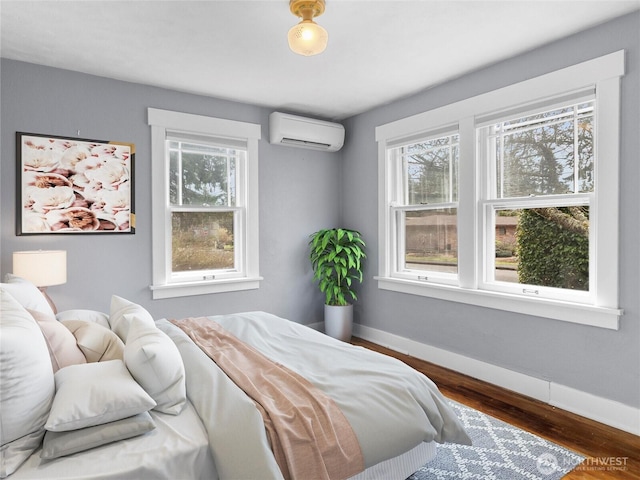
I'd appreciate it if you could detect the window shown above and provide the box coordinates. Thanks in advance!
[479,98,594,304]
[388,131,460,285]
[148,109,261,299]
[376,51,624,329]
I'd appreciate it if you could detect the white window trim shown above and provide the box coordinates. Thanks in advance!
[375,51,625,329]
[148,108,262,299]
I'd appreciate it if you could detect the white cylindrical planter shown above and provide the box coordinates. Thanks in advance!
[324,304,353,342]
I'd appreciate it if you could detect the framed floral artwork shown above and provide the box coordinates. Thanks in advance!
[16,132,135,234]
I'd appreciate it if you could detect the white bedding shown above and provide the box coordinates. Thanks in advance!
[157,311,470,480]
[9,309,463,480]
[10,400,216,480]
[348,441,437,480]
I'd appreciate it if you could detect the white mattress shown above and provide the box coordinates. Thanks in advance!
[10,400,216,480]
[350,441,437,480]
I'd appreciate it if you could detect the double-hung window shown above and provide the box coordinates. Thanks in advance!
[388,129,460,286]
[376,51,625,329]
[148,108,261,299]
[478,97,594,304]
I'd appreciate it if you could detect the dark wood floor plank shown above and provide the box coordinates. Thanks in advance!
[350,337,639,479]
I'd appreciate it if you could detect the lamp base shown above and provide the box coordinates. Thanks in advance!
[39,287,58,314]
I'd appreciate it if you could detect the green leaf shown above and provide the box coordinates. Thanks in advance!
[321,234,330,250]
[309,227,367,305]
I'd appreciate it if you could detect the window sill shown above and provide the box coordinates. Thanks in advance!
[375,276,622,330]
[150,276,262,300]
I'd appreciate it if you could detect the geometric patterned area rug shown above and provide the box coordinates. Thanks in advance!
[408,400,585,480]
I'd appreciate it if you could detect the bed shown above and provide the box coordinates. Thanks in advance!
[1,278,470,480]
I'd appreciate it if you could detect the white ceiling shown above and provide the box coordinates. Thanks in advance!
[1,0,639,120]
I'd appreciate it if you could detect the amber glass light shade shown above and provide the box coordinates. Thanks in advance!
[288,20,328,56]
[288,0,328,56]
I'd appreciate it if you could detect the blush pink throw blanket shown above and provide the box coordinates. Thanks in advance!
[171,317,364,480]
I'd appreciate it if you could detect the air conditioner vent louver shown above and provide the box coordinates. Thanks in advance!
[281,137,332,149]
[269,112,345,152]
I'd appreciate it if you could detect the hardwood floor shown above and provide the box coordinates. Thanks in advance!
[351,337,639,479]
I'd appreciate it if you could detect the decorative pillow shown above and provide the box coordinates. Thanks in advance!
[45,360,156,432]
[56,309,111,329]
[28,309,87,372]
[0,288,55,478]
[124,315,187,415]
[1,273,55,317]
[41,411,156,459]
[109,295,155,342]
[62,320,124,362]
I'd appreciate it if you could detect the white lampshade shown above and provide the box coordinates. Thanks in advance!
[288,20,328,56]
[13,250,67,287]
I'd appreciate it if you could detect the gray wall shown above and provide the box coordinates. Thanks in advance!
[342,12,640,409]
[1,12,638,411]
[0,60,340,325]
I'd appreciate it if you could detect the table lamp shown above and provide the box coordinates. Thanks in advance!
[13,250,67,314]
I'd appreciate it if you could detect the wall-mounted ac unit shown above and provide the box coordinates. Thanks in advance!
[269,112,345,152]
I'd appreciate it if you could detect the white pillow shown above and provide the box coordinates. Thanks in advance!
[45,360,156,432]
[56,309,110,329]
[28,309,87,372]
[62,320,124,363]
[109,295,155,342]
[124,315,187,415]
[41,412,156,459]
[1,273,54,317]
[0,288,55,478]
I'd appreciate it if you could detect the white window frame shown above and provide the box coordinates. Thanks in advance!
[388,129,460,286]
[375,51,625,329]
[478,95,595,304]
[148,108,261,299]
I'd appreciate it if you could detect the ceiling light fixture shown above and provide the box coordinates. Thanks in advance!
[288,0,328,57]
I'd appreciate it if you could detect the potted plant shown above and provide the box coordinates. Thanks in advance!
[309,228,366,341]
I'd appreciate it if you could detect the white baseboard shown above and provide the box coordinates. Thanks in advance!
[353,323,640,437]
[550,383,640,436]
